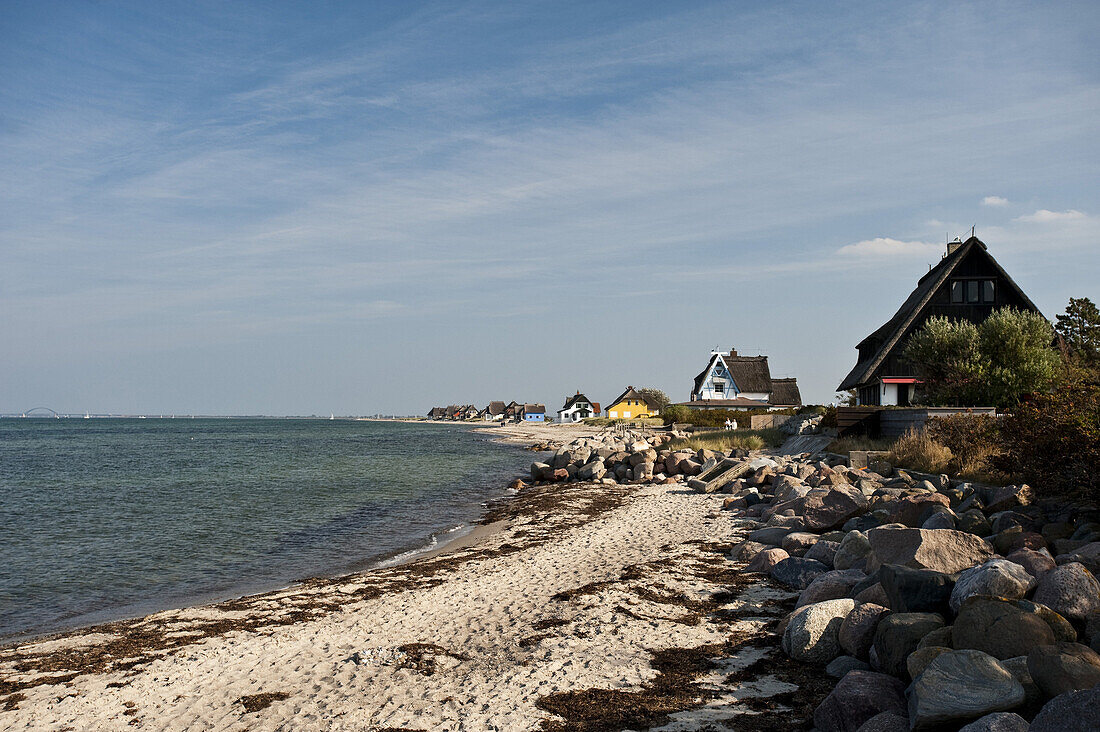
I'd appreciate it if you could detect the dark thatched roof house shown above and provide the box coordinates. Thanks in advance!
[428,406,447,420]
[676,348,802,410]
[484,401,506,420]
[837,236,1042,406]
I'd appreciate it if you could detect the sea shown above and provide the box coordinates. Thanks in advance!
[0,418,527,642]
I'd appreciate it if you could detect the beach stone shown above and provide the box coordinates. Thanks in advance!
[873,612,945,678]
[957,712,1030,732]
[950,558,1037,612]
[798,485,870,532]
[770,557,829,590]
[854,582,891,608]
[1001,655,1043,709]
[782,531,822,556]
[530,462,550,480]
[1026,642,1100,698]
[907,645,951,680]
[958,508,994,537]
[825,655,871,678]
[732,540,769,562]
[1032,562,1100,621]
[797,569,866,608]
[853,712,908,732]
[1015,599,1078,642]
[908,650,1025,730]
[834,530,872,571]
[1029,687,1100,732]
[839,602,890,660]
[879,564,954,615]
[804,539,841,568]
[744,547,788,573]
[952,596,1056,659]
[1006,547,1057,578]
[922,511,957,530]
[747,526,793,546]
[918,625,954,650]
[985,484,1034,513]
[867,527,995,574]
[812,670,906,732]
[782,598,856,663]
[886,493,951,527]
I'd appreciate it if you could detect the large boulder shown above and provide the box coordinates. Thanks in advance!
[886,493,952,528]
[834,530,873,570]
[1015,599,1078,642]
[1006,547,1057,578]
[950,559,1037,612]
[783,598,856,663]
[867,527,995,574]
[908,650,1026,730]
[794,485,871,532]
[952,596,1056,659]
[812,670,906,732]
[797,569,866,608]
[853,712,908,732]
[1032,562,1100,622]
[782,531,823,556]
[873,612,945,678]
[879,564,954,615]
[839,603,890,660]
[1029,687,1100,732]
[805,539,841,568]
[1026,642,1100,698]
[744,547,789,573]
[747,526,794,546]
[770,557,829,590]
[957,712,1029,732]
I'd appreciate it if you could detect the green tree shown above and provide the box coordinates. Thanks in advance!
[1055,296,1100,365]
[903,308,1059,408]
[638,387,671,410]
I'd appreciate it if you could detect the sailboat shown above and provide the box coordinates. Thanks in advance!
[330,413,335,420]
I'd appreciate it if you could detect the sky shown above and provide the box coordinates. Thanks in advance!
[1,0,1098,415]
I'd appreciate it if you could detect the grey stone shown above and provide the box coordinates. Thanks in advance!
[812,670,906,732]
[922,511,957,530]
[907,645,951,680]
[782,598,855,663]
[795,485,871,532]
[797,569,866,608]
[957,712,1030,732]
[834,530,872,571]
[805,539,841,568]
[782,531,822,556]
[1033,562,1100,622]
[1029,687,1100,732]
[1027,642,1100,698]
[867,527,995,574]
[853,712,908,732]
[825,655,871,678]
[1006,547,1057,578]
[879,564,954,615]
[839,602,890,660]
[743,547,789,573]
[770,556,829,590]
[1015,599,1078,642]
[731,540,769,562]
[950,558,1037,612]
[1001,655,1043,709]
[872,612,945,678]
[953,596,1056,660]
[908,650,1025,730]
[747,526,794,546]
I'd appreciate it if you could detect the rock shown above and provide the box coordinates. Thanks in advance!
[732,540,769,561]
[854,582,891,608]
[825,655,871,678]
[747,526,794,546]
[834,530,872,571]
[1001,655,1043,709]
[1032,562,1100,622]
[1029,687,1100,732]
[839,603,890,660]
[812,670,906,732]
[952,596,1056,659]
[867,527,995,574]
[922,511,957,530]
[918,625,955,650]
[782,531,822,556]
[853,712,908,732]
[805,539,841,568]
[957,712,1030,732]
[797,569,866,608]
[782,598,856,663]
[530,461,550,480]
[577,460,606,480]
[908,650,1025,730]
[770,557,829,590]
[985,484,1034,513]
[886,493,952,527]
[679,459,701,476]
[950,559,1037,612]
[797,485,871,532]
[744,547,789,573]
[879,564,954,615]
[908,645,951,680]
[1006,547,1057,578]
[1015,599,1078,642]
[1026,642,1100,698]
[873,612,945,678]
[958,508,994,537]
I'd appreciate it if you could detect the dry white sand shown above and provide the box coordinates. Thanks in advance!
[1,480,812,731]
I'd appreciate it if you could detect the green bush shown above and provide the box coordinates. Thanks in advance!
[661,406,798,429]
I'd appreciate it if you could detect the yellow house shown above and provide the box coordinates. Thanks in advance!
[605,386,660,419]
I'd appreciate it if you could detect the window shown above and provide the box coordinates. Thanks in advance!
[967,280,980,303]
[951,281,964,303]
[952,279,996,304]
[982,280,995,303]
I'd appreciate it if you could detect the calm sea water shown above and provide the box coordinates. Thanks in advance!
[0,418,525,641]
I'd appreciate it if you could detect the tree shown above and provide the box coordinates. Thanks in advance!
[638,387,671,411]
[1055,297,1100,365]
[903,307,1060,408]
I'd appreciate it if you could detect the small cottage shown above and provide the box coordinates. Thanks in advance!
[557,392,599,423]
[605,387,660,420]
[519,404,546,422]
[679,349,802,410]
[483,401,506,421]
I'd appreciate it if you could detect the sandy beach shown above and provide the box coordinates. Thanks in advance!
[0,457,822,731]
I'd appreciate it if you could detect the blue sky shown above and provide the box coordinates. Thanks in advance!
[1,0,1097,415]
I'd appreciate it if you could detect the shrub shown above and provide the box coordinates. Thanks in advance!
[926,413,1002,477]
[661,406,798,429]
[888,428,954,475]
[665,428,782,453]
[995,369,1100,500]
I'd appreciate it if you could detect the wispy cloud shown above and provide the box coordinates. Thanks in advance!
[1014,209,1087,223]
[982,195,1009,206]
[837,237,941,257]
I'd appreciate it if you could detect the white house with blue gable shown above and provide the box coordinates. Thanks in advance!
[683,348,802,410]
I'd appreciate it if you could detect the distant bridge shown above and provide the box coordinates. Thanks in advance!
[20,407,61,417]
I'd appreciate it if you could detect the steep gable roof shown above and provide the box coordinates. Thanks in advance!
[770,378,802,407]
[724,354,773,393]
[608,386,660,410]
[486,401,506,415]
[838,237,1041,391]
[560,392,593,411]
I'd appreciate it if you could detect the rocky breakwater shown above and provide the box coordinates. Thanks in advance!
[525,428,728,486]
[723,455,1100,730]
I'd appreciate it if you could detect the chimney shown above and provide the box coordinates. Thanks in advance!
[947,236,963,255]
[728,347,738,358]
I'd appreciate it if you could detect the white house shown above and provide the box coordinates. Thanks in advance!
[678,348,802,410]
[557,392,599,423]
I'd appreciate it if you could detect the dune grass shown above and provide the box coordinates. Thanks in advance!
[665,428,783,454]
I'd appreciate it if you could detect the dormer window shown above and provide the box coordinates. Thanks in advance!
[950,279,995,304]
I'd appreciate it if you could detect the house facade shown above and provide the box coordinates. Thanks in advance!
[557,392,599,423]
[520,404,546,422]
[838,236,1042,405]
[483,401,506,421]
[605,387,660,420]
[679,349,802,410]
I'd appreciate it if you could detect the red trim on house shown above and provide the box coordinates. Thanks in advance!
[880,378,921,384]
